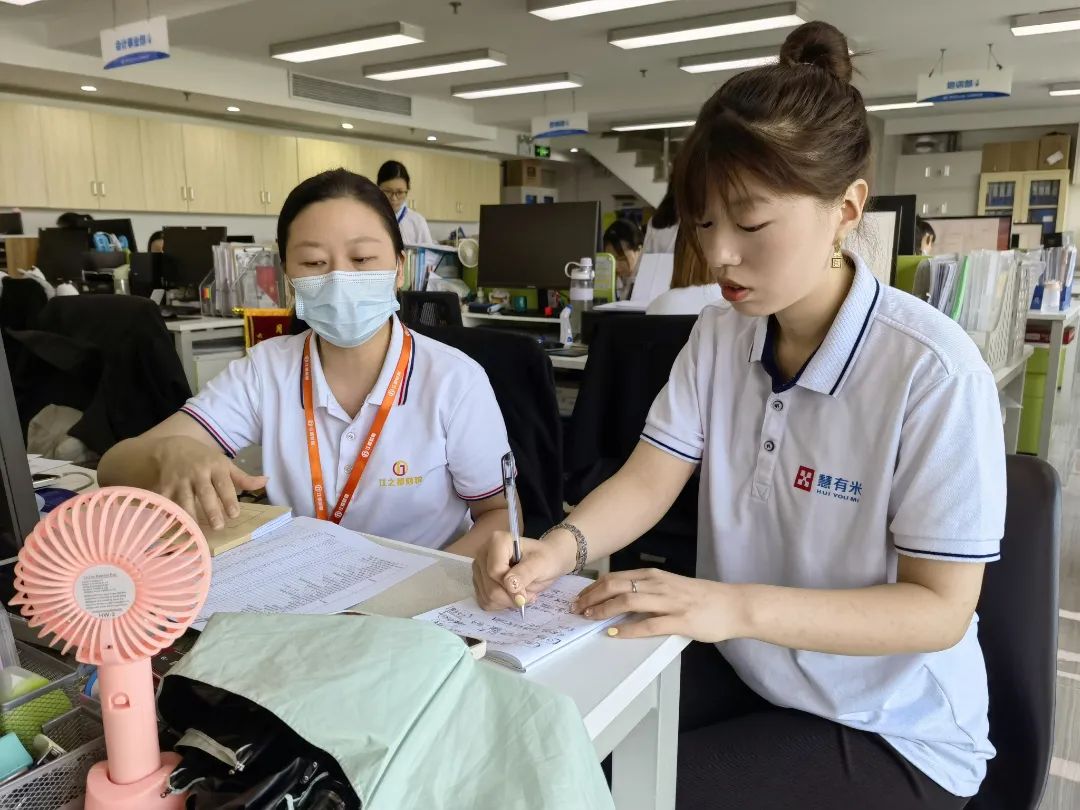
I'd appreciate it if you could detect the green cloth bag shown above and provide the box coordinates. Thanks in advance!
[163,613,615,810]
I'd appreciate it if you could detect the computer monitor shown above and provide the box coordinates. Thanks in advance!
[226,234,255,243]
[477,202,601,292]
[0,212,23,235]
[129,252,164,297]
[36,227,92,285]
[93,218,136,249]
[162,226,227,289]
[0,343,37,557]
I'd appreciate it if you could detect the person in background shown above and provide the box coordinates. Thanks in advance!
[377,160,434,246]
[643,183,679,255]
[99,169,513,557]
[148,231,165,253]
[645,231,726,315]
[603,219,643,301]
[474,20,1004,810]
[917,216,936,255]
[56,212,93,230]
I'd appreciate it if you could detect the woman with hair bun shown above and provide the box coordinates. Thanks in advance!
[472,21,1002,808]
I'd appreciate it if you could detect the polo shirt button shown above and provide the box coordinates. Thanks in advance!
[764,440,776,452]
[772,400,784,411]
[344,463,353,473]
[346,432,356,440]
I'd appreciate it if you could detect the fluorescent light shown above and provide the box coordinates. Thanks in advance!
[528,0,679,21]
[340,122,355,129]
[611,119,695,132]
[270,22,424,63]
[364,48,507,81]
[0,0,50,5]
[678,46,779,73]
[1012,8,1080,37]
[80,85,98,92]
[609,2,804,49]
[1049,83,1080,97]
[226,106,241,112]
[427,135,438,141]
[452,72,583,99]
[864,99,933,112]
[570,147,580,153]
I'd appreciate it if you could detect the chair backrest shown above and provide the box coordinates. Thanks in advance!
[0,277,49,378]
[566,314,697,503]
[414,324,563,537]
[399,291,463,329]
[969,454,1060,810]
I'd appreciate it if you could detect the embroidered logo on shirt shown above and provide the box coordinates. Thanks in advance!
[380,460,422,489]
[794,466,862,503]
[392,460,409,477]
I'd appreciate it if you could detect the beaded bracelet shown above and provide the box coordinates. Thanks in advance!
[540,522,588,575]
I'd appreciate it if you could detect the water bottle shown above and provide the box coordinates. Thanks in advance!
[564,257,594,340]
[559,306,574,346]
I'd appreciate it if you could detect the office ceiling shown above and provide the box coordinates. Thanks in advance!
[5,0,1080,132]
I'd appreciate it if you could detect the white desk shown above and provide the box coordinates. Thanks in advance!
[993,345,1033,455]
[165,317,246,393]
[551,353,589,371]
[356,537,689,810]
[1026,303,1080,459]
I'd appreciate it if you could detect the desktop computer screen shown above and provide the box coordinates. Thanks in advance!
[93,218,137,249]
[36,227,92,285]
[162,226,227,290]
[477,202,600,291]
[0,212,23,236]
[0,344,37,557]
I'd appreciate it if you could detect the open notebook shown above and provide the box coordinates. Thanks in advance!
[414,575,619,672]
[198,502,293,557]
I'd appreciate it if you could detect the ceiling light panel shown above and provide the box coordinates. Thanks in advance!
[364,49,507,81]
[678,46,779,73]
[1049,83,1080,96]
[528,0,680,21]
[864,99,934,112]
[270,22,424,63]
[1012,8,1080,37]
[451,72,583,99]
[609,2,804,49]
[611,119,696,131]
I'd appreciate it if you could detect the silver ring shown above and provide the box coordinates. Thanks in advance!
[631,579,639,594]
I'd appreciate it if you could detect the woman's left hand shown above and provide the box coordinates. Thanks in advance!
[574,568,746,642]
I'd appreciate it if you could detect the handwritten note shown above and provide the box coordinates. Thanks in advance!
[194,517,434,630]
[414,575,619,671]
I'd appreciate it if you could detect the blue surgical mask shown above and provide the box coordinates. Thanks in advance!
[291,270,400,348]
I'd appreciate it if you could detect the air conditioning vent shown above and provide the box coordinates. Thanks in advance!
[290,73,411,117]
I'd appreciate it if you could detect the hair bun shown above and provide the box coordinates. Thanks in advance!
[779,21,852,84]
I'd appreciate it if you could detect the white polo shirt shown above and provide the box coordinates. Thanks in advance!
[181,316,510,549]
[643,254,1005,797]
[397,206,434,247]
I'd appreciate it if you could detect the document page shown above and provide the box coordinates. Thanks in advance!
[194,516,434,630]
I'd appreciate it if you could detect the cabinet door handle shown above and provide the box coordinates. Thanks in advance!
[921,203,928,215]
[924,167,932,178]
[99,181,106,198]
[942,165,950,177]
[91,180,98,197]
[940,202,948,214]
[181,185,188,201]
[188,186,195,201]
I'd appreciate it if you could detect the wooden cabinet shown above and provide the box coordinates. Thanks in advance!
[221,129,265,215]
[260,135,298,212]
[37,106,98,210]
[182,124,228,213]
[0,102,47,207]
[139,119,188,212]
[915,190,977,218]
[297,138,357,181]
[978,169,1071,237]
[89,112,146,211]
[894,151,983,195]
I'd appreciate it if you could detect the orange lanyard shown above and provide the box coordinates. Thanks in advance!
[302,327,413,524]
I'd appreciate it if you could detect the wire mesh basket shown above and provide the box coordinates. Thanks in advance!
[970,266,1018,371]
[0,643,87,749]
[1009,261,1041,364]
[0,736,105,810]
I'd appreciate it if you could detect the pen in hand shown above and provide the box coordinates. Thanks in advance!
[501,451,526,620]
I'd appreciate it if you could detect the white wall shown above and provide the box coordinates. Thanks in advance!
[15,208,478,250]
[553,159,648,215]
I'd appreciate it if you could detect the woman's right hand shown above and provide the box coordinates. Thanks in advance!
[151,436,268,529]
[472,528,578,611]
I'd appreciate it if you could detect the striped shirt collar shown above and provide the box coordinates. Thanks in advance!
[749,253,882,398]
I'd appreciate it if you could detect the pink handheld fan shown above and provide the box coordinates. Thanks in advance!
[10,487,211,809]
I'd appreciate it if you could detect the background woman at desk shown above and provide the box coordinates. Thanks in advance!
[99,169,513,556]
[603,219,643,301]
[474,21,1003,810]
[377,160,434,246]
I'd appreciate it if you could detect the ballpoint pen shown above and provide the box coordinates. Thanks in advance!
[501,451,526,620]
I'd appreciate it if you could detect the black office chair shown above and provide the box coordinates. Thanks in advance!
[399,291,463,329]
[414,324,563,537]
[0,277,48,374]
[969,454,1060,810]
[566,314,698,576]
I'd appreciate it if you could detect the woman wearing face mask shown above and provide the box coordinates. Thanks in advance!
[473,22,1004,809]
[377,160,434,247]
[99,169,513,555]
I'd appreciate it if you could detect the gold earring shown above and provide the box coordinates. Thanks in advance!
[831,239,843,269]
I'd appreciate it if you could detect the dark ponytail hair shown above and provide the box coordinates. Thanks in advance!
[603,219,643,260]
[377,160,411,188]
[674,21,871,255]
[277,168,405,263]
